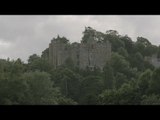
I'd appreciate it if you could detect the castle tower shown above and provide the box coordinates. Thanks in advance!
[42,28,112,70]
[78,39,111,70]
[48,36,70,68]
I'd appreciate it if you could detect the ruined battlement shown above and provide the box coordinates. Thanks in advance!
[42,27,111,70]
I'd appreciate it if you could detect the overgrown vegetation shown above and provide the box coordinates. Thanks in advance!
[0,27,160,105]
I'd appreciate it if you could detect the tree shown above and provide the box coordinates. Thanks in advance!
[141,94,160,105]
[81,26,104,43]
[79,76,104,104]
[0,78,28,105]
[111,53,130,75]
[21,71,60,104]
[120,35,134,54]
[117,47,129,58]
[106,30,119,36]
[137,37,151,47]
[56,96,78,105]
[134,37,157,57]
[145,45,158,57]
[27,54,53,72]
[64,57,75,70]
[149,68,160,94]
[81,26,96,43]
[28,54,40,64]
[1,28,160,105]
[114,72,127,89]
[98,81,141,105]
[50,68,81,102]
[0,59,27,104]
[137,69,152,95]
[157,45,160,58]
[117,82,141,105]
[104,33,124,52]
[103,61,114,89]
[11,58,25,75]
[130,52,144,71]
[98,89,120,105]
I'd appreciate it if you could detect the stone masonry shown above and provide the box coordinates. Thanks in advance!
[42,29,111,70]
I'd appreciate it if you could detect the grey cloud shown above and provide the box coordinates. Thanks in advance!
[0,15,160,62]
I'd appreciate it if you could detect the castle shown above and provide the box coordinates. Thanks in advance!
[42,27,111,70]
[145,54,160,68]
[41,27,160,70]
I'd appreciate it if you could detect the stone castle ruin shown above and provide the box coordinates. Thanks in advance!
[145,54,160,68]
[42,27,111,70]
[41,27,160,70]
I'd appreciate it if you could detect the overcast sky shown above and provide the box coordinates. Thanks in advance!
[0,15,160,62]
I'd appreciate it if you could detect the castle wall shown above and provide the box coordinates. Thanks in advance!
[46,39,111,70]
[94,43,108,69]
[49,42,53,65]
[146,54,160,68]
[79,44,89,69]
[70,44,80,67]
[78,41,111,70]
[51,42,70,68]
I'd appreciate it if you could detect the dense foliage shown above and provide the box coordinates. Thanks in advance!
[0,27,160,105]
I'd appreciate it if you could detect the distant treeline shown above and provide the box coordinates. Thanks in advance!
[1,27,160,104]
